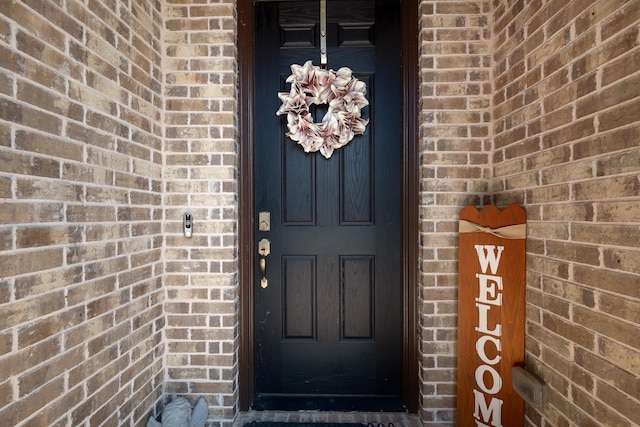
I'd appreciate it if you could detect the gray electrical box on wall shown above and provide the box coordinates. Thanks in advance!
[512,366,547,406]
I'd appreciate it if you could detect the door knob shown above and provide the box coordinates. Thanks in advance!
[258,239,270,288]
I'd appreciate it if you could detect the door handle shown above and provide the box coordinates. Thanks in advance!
[259,258,267,288]
[258,239,270,288]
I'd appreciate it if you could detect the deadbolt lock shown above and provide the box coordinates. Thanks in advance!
[258,211,271,231]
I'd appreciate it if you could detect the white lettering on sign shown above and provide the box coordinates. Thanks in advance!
[473,389,503,427]
[473,245,505,427]
[475,244,503,274]
[476,335,501,365]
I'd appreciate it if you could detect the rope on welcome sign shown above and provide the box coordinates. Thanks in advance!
[458,219,526,239]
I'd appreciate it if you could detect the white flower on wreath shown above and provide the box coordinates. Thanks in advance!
[276,60,369,159]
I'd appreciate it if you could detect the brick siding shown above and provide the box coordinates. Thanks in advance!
[492,1,640,426]
[163,0,239,423]
[417,1,493,424]
[0,0,164,425]
[0,1,638,426]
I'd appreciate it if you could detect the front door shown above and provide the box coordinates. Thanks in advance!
[253,0,403,410]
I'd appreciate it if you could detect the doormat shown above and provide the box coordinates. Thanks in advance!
[242,424,366,427]
[251,396,405,412]
[243,424,397,427]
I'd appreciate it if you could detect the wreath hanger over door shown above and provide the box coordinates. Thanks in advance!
[275,0,369,159]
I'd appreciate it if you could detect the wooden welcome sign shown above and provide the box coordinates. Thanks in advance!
[457,205,526,427]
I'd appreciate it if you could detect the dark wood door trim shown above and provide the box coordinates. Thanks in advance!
[400,0,419,414]
[237,0,419,412]
[238,0,256,411]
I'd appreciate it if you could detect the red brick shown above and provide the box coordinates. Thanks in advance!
[574,175,640,201]
[0,336,62,383]
[601,1,640,41]
[0,248,64,278]
[595,380,640,425]
[542,312,595,350]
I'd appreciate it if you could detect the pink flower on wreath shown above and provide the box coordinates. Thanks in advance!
[276,60,369,159]
[286,113,323,153]
[276,84,309,117]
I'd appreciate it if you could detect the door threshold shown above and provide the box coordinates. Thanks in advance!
[252,396,406,412]
[233,410,421,427]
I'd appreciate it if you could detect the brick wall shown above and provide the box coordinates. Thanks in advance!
[0,0,164,425]
[163,0,239,424]
[419,0,640,425]
[417,1,493,424]
[1,1,639,426]
[492,0,640,426]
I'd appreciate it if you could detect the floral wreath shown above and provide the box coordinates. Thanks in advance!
[276,60,369,159]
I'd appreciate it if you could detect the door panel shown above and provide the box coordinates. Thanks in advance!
[282,255,315,339]
[254,0,402,407]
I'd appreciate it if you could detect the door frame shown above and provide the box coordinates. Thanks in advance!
[237,0,419,412]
